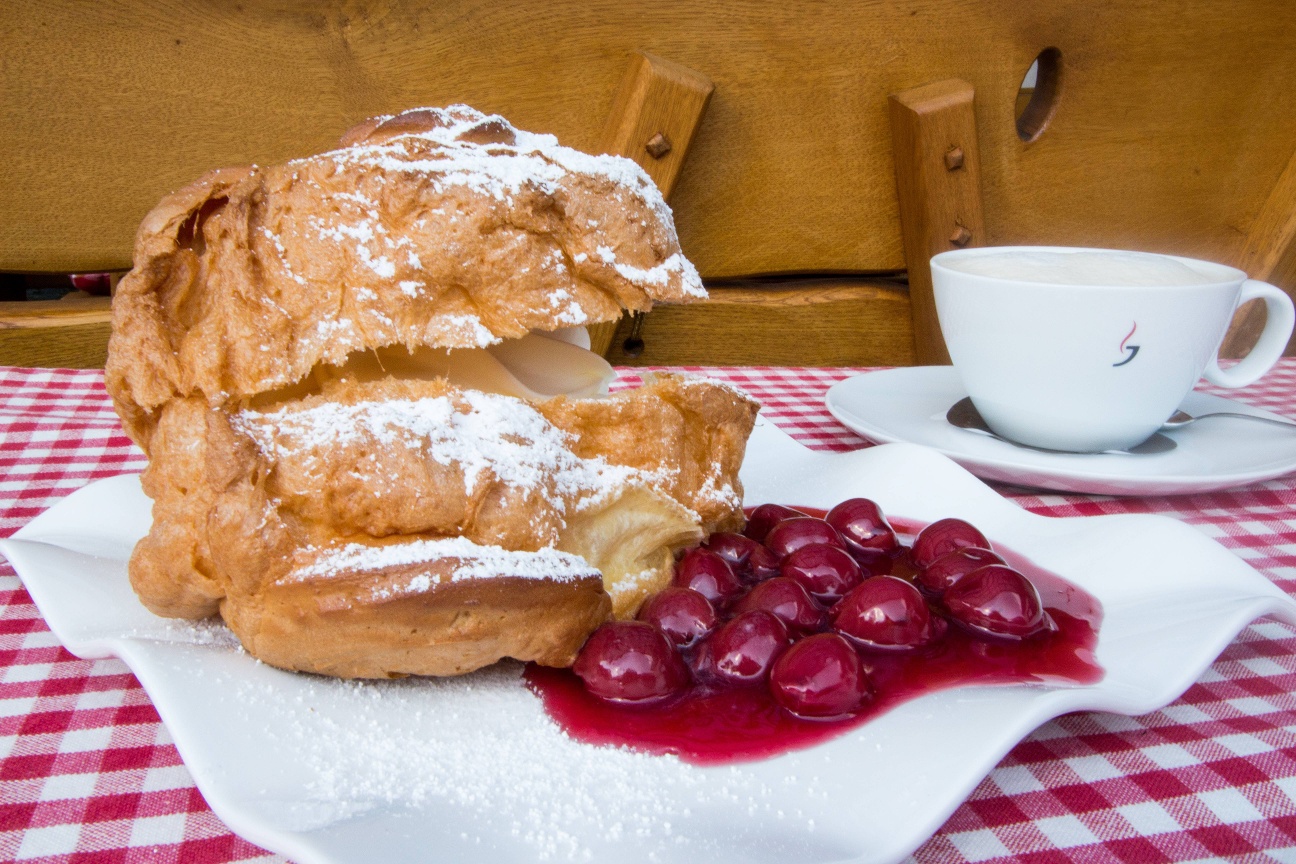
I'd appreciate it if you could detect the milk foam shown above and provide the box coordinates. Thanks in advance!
[942,250,1215,286]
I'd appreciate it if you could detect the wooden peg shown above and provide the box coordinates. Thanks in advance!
[1220,146,1296,358]
[889,79,987,365]
[588,51,714,357]
[644,132,672,159]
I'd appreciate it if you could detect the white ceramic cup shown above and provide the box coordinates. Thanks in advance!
[931,246,1296,452]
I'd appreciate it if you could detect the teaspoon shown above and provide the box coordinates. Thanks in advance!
[946,398,1177,455]
[1160,409,1296,431]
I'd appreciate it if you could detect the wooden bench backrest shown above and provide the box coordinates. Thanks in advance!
[3,1,1295,368]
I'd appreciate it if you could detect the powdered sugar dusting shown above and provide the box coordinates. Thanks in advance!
[696,472,742,513]
[596,248,705,297]
[291,105,706,311]
[288,536,598,591]
[235,390,643,513]
[434,313,499,348]
[126,617,244,650]
[547,288,589,326]
[210,661,797,859]
[323,107,666,219]
[606,566,661,602]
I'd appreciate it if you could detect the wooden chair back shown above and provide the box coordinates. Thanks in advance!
[3,0,1295,367]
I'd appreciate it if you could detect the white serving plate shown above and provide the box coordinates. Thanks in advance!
[3,417,1295,864]
[826,366,1296,495]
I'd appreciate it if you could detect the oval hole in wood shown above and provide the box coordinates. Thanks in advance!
[1015,47,1063,143]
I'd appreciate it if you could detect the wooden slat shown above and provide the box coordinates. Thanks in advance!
[603,280,915,367]
[0,298,112,368]
[1220,146,1296,357]
[889,79,987,365]
[590,51,713,357]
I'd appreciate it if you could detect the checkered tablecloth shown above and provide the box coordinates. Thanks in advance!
[3,363,1296,863]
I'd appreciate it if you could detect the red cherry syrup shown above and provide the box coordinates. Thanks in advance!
[526,510,1102,766]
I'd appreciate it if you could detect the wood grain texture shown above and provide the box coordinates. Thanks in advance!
[1220,146,1296,357]
[0,298,112,368]
[603,280,916,367]
[4,0,1295,281]
[889,79,986,365]
[589,50,713,357]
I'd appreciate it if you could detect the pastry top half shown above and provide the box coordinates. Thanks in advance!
[106,105,706,448]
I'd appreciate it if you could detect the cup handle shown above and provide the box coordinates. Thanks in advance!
[1202,280,1296,388]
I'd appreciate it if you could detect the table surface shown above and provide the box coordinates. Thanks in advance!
[3,363,1296,864]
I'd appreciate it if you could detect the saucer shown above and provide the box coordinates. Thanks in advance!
[825,367,1296,495]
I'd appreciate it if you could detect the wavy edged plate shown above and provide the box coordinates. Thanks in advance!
[3,416,1294,864]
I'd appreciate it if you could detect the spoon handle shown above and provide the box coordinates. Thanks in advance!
[1163,411,1296,431]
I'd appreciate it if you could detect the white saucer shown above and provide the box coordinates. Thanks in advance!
[825,367,1296,495]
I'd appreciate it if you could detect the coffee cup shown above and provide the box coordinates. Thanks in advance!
[931,246,1296,452]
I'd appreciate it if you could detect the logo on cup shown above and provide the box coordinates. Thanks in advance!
[1113,323,1139,367]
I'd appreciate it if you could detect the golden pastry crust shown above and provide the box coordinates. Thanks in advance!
[229,546,614,679]
[538,374,756,536]
[107,106,757,679]
[106,105,706,449]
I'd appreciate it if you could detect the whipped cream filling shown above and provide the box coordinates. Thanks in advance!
[256,329,615,408]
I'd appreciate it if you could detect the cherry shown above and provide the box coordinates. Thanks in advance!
[911,518,991,570]
[71,272,115,295]
[779,543,863,603]
[765,517,847,559]
[705,532,757,569]
[637,587,717,649]
[943,565,1052,640]
[673,547,743,605]
[745,504,804,543]
[692,610,789,686]
[769,633,869,719]
[832,575,944,651]
[745,543,782,582]
[704,533,781,583]
[732,577,827,634]
[827,498,899,555]
[572,621,689,702]
[915,547,1005,596]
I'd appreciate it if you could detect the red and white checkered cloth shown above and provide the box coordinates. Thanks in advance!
[3,364,1296,863]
